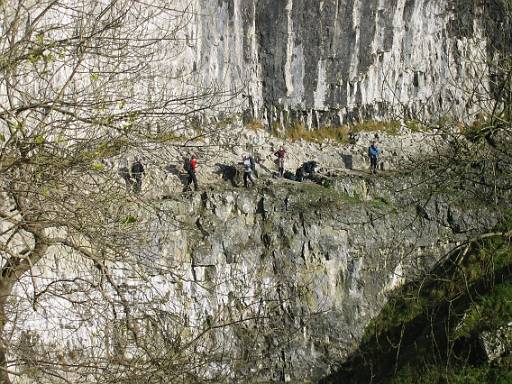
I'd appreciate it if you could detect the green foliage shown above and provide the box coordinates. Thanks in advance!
[91,162,105,172]
[351,120,400,135]
[461,117,493,142]
[33,135,45,145]
[404,119,427,132]
[337,233,512,384]
[35,33,44,45]
[120,215,137,225]
[270,121,282,137]
[391,365,512,384]
[216,116,236,129]
[364,294,428,343]
[321,178,333,188]
[454,281,512,339]
[370,196,391,207]
[276,182,363,212]
[82,139,129,161]
[147,132,185,143]
[28,53,40,65]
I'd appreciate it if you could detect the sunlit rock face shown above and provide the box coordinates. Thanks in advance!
[176,0,491,127]
[139,178,496,382]
[8,168,499,383]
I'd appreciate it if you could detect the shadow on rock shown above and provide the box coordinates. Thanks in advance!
[215,163,242,187]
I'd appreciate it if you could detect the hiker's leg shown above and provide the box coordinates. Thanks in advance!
[371,157,377,173]
[135,175,142,193]
[185,173,193,191]
[124,176,131,192]
[192,172,198,190]
[132,175,138,192]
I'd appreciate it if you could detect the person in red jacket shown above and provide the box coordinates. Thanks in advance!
[185,154,199,191]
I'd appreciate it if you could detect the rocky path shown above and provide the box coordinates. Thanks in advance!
[113,126,439,198]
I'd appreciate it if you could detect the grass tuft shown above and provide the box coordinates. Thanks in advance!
[264,120,401,144]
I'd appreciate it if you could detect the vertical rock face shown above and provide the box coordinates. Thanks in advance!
[179,0,491,126]
[141,179,496,382]
[9,173,498,382]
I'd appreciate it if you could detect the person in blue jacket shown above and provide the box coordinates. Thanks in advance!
[368,141,381,174]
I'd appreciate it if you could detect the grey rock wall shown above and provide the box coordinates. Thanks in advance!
[11,169,499,383]
[141,175,496,382]
[178,0,492,127]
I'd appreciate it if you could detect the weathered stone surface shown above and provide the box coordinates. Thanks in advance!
[172,0,494,125]
[144,173,497,382]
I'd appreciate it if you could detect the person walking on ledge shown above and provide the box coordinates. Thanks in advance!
[368,141,381,175]
[274,145,286,177]
[118,159,133,192]
[242,154,255,188]
[131,156,145,193]
[185,154,199,191]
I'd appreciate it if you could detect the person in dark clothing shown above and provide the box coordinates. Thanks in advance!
[131,157,145,193]
[368,141,381,174]
[118,159,132,192]
[241,154,255,188]
[295,161,319,182]
[250,154,259,178]
[274,145,286,177]
[185,154,199,191]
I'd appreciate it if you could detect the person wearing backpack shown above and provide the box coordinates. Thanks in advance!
[368,141,381,174]
[241,154,255,188]
[185,154,199,191]
[118,158,133,192]
[130,156,145,193]
[274,145,286,177]
[250,153,259,178]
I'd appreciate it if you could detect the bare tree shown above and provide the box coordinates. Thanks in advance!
[0,1,239,383]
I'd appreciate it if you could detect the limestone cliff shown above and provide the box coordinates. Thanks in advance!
[174,0,496,126]
[2,0,511,382]
[138,173,496,382]
[8,149,503,383]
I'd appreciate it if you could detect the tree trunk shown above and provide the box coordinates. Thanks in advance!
[0,233,48,384]
[0,299,12,384]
